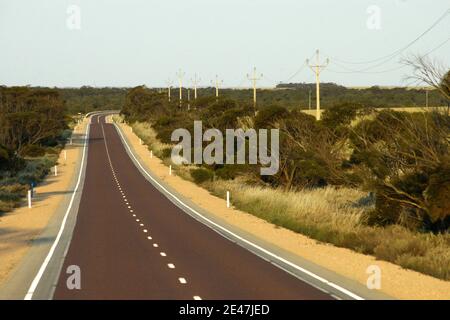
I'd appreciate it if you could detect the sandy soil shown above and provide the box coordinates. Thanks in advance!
[116,119,450,300]
[0,120,87,285]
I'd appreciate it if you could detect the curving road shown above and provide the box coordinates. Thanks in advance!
[52,114,333,300]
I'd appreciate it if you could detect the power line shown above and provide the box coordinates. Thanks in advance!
[281,52,316,83]
[324,9,449,67]
[327,37,450,74]
[423,37,450,56]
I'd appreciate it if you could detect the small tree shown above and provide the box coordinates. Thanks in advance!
[403,54,450,101]
[350,110,450,231]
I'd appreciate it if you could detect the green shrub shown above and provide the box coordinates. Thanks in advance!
[17,156,57,185]
[21,145,46,157]
[160,148,172,159]
[0,183,27,202]
[254,104,289,129]
[216,166,238,180]
[0,199,15,213]
[190,168,214,184]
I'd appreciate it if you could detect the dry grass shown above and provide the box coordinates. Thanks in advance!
[208,180,366,234]
[207,179,450,280]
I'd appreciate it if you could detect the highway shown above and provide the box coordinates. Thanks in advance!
[51,114,333,300]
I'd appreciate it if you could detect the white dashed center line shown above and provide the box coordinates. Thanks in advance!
[101,123,202,300]
[178,278,187,284]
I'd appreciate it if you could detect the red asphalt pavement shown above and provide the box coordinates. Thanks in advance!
[53,115,333,300]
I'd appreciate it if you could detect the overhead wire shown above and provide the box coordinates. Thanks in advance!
[323,9,449,71]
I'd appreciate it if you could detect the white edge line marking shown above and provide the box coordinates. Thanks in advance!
[114,122,365,301]
[24,117,91,300]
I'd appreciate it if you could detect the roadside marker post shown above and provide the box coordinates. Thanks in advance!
[150,150,153,158]
[169,165,172,176]
[54,165,58,177]
[64,150,67,162]
[226,191,230,208]
[139,138,142,145]
[28,190,32,209]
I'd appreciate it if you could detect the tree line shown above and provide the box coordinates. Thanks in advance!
[176,82,447,111]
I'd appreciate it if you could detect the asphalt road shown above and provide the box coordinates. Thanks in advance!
[53,115,333,300]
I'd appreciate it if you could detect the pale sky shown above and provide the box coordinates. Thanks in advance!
[0,0,449,88]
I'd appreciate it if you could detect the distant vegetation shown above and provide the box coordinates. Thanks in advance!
[185,82,447,110]
[57,86,126,114]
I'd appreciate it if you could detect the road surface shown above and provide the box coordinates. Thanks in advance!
[52,114,333,300]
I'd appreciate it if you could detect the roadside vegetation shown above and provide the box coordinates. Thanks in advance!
[120,58,450,280]
[0,87,72,213]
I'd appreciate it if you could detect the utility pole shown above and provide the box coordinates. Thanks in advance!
[176,69,185,107]
[190,73,201,100]
[247,67,263,113]
[187,88,191,110]
[165,79,173,102]
[307,50,329,121]
[211,75,223,101]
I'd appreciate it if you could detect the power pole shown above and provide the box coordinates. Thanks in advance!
[165,79,173,102]
[211,75,223,101]
[176,69,185,107]
[187,88,191,110]
[190,73,201,100]
[247,67,263,113]
[307,50,329,121]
